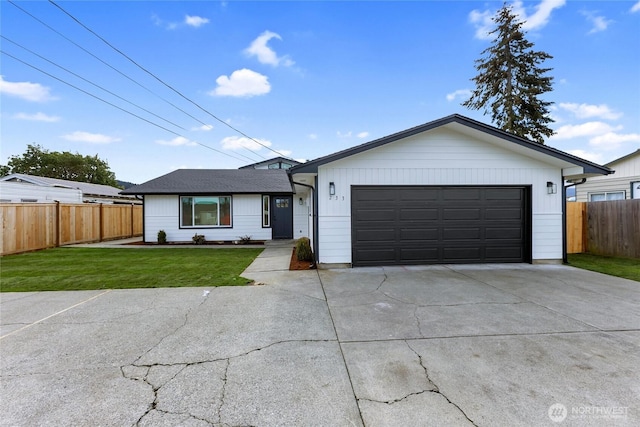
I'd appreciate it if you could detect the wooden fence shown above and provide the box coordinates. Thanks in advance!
[567,200,640,259]
[1,203,142,256]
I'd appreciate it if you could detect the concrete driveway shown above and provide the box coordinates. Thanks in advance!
[1,244,638,426]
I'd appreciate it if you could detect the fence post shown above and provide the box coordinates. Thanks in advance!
[55,201,61,247]
[130,203,134,237]
[99,204,104,242]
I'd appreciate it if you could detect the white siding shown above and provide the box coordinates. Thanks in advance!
[313,128,564,264]
[144,194,272,242]
[0,181,83,203]
[575,154,640,201]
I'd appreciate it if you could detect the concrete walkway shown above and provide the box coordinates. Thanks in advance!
[1,242,638,426]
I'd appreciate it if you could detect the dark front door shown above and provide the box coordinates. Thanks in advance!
[271,196,293,239]
[351,186,530,266]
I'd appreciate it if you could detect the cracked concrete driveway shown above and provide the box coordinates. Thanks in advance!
[1,247,638,426]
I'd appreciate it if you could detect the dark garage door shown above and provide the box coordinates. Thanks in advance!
[351,186,530,266]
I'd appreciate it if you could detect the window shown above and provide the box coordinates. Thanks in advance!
[268,163,279,169]
[262,195,270,227]
[180,196,231,227]
[589,191,625,202]
[275,197,289,208]
[281,162,292,169]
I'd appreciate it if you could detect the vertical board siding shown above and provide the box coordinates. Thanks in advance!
[587,199,640,259]
[1,203,142,255]
[310,128,565,264]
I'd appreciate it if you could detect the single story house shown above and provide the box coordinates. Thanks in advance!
[574,149,640,202]
[123,114,612,266]
[0,173,139,204]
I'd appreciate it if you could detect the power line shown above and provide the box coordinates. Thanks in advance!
[48,0,290,161]
[6,0,216,132]
[1,50,260,164]
[2,35,187,132]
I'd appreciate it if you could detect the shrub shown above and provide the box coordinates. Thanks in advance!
[296,237,313,261]
[157,230,167,244]
[192,233,206,245]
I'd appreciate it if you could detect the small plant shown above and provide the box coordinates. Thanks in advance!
[239,235,253,244]
[157,230,167,244]
[192,233,206,245]
[295,237,313,261]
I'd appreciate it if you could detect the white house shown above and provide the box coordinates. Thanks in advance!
[574,149,640,202]
[124,114,611,265]
[290,114,611,267]
[0,173,138,204]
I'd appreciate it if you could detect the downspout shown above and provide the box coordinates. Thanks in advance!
[562,178,587,264]
[292,180,317,264]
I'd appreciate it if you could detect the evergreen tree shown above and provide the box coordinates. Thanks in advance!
[463,3,554,144]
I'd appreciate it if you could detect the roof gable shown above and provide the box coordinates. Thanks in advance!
[120,169,294,195]
[290,114,612,177]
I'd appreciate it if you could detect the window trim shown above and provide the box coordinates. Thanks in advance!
[262,195,270,228]
[179,195,233,229]
[588,191,625,202]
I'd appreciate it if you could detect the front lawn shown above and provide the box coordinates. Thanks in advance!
[0,247,263,292]
[568,253,640,282]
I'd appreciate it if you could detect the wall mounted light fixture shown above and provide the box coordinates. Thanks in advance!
[329,182,336,196]
[547,181,557,194]
[299,197,303,205]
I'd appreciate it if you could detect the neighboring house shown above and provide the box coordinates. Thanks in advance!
[124,114,611,266]
[0,173,138,204]
[239,156,301,170]
[120,169,296,242]
[574,149,640,202]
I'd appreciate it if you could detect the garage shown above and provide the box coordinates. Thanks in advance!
[351,186,530,266]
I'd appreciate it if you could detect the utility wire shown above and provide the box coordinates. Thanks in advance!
[48,0,289,161]
[6,0,216,132]
[2,35,187,132]
[1,50,260,164]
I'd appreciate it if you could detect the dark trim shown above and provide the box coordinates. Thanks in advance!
[290,114,612,176]
[177,195,234,229]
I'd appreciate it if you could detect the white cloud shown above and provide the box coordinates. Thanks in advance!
[469,0,566,39]
[589,132,640,149]
[0,76,55,102]
[210,69,271,97]
[357,132,369,139]
[631,1,640,13]
[221,136,272,151]
[62,131,121,144]
[567,149,603,164]
[13,112,60,122]
[185,15,209,28]
[155,136,197,146]
[446,89,472,102]
[558,103,622,120]
[581,11,613,34]
[191,124,214,131]
[244,31,294,67]
[552,122,621,140]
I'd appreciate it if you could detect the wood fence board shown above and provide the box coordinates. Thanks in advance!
[1,203,142,255]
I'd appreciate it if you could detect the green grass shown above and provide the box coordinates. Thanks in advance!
[568,253,640,282]
[0,247,263,292]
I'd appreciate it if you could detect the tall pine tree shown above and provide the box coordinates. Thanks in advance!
[463,4,554,144]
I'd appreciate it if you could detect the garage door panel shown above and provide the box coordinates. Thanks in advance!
[356,229,396,241]
[399,228,439,241]
[399,208,438,220]
[352,186,528,266]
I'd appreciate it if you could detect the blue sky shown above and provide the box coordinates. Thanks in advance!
[1,0,639,184]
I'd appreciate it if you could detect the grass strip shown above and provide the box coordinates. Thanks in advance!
[1,247,263,292]
[567,253,639,282]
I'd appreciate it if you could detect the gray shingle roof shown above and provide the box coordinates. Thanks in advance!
[120,169,293,195]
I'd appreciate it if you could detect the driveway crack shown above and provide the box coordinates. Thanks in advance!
[405,341,477,426]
